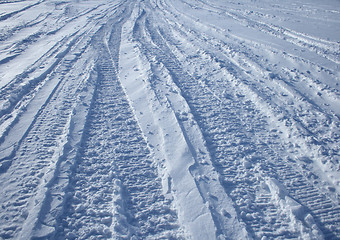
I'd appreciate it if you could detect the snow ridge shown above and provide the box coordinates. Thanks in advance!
[0,0,339,239]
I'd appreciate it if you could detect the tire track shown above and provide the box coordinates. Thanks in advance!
[55,5,184,239]
[0,38,93,239]
[133,2,340,239]
[0,2,117,236]
[0,1,126,169]
[178,0,340,65]
[162,0,339,117]
[121,6,248,239]
[156,0,340,194]
[133,5,297,239]
[0,0,44,21]
[0,0,338,239]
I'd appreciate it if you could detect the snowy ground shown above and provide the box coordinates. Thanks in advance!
[0,0,339,239]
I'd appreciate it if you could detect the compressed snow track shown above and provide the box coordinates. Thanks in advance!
[0,0,339,239]
[55,6,184,239]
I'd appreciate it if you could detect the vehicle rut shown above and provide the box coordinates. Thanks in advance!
[132,3,340,239]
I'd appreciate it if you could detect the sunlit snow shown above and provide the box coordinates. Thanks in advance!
[0,0,339,239]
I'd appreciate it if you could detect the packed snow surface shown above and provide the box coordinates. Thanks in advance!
[0,0,339,239]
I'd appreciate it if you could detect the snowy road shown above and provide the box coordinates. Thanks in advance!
[0,0,339,239]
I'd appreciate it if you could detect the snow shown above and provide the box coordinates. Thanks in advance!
[0,0,339,239]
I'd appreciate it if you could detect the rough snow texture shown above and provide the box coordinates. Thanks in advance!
[0,0,339,239]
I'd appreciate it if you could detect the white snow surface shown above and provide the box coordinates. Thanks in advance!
[0,0,339,239]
